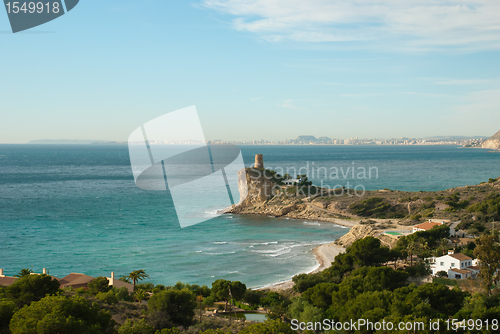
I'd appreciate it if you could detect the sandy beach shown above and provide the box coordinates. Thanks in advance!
[256,241,345,291]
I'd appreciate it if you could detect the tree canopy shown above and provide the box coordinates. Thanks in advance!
[87,277,111,295]
[123,270,149,290]
[148,288,196,328]
[210,279,247,310]
[5,274,60,308]
[474,234,500,295]
[9,295,115,334]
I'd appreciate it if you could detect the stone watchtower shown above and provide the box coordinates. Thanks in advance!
[254,154,264,169]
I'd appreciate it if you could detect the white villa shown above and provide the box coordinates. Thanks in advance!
[427,251,480,280]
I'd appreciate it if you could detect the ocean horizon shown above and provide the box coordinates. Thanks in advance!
[0,144,498,288]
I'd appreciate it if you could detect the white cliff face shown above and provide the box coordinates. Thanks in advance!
[482,130,500,150]
[236,168,249,205]
[236,168,275,208]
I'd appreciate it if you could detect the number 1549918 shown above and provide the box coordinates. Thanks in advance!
[5,2,61,14]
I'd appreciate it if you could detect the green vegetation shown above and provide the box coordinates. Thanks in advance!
[292,237,400,293]
[433,277,459,286]
[441,192,467,211]
[350,197,406,218]
[2,229,500,333]
[88,276,112,295]
[474,235,500,296]
[9,295,115,334]
[122,270,150,290]
[238,319,295,334]
[467,193,500,223]
[287,234,500,334]
[210,280,246,311]
[0,270,283,333]
[4,274,60,308]
[13,269,33,278]
[148,289,197,328]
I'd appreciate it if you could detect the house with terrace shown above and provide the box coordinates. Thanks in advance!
[427,251,478,279]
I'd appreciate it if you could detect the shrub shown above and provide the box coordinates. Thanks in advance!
[436,271,448,278]
[433,277,459,286]
[118,319,155,334]
[97,291,119,305]
[0,299,16,331]
[243,289,262,306]
[350,197,406,218]
[202,295,215,307]
[5,274,60,308]
[88,276,112,295]
[148,288,196,327]
[238,319,295,334]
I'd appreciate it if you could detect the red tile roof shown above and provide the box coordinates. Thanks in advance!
[59,273,95,288]
[449,253,472,261]
[413,221,444,231]
[0,276,18,287]
[450,268,472,274]
[110,278,134,292]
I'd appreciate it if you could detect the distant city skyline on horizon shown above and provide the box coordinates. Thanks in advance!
[16,133,490,146]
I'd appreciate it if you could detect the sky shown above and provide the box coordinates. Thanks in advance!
[1,0,500,143]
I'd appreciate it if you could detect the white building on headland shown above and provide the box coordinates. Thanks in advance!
[283,178,301,185]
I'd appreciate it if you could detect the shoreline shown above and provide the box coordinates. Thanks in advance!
[228,213,353,291]
[255,241,346,291]
[230,212,359,229]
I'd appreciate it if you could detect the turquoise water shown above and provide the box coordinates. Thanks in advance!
[0,144,498,287]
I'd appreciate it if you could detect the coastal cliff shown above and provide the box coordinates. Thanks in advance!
[334,224,378,247]
[482,130,500,150]
[231,168,304,217]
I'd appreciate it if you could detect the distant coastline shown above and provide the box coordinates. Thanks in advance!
[20,135,489,147]
[27,140,126,145]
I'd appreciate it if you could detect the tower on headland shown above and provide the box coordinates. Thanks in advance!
[254,154,264,169]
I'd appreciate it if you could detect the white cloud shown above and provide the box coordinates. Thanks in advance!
[201,0,500,52]
[276,99,300,109]
[400,91,455,97]
[340,93,382,97]
[434,79,500,85]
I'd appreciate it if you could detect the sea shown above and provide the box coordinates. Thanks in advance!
[0,144,498,288]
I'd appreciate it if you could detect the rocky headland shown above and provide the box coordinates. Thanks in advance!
[481,130,500,150]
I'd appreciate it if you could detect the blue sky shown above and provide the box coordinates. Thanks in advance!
[1,0,500,143]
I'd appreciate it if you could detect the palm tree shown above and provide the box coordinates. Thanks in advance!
[14,268,33,278]
[440,238,449,255]
[134,288,147,303]
[407,239,422,266]
[123,270,149,290]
